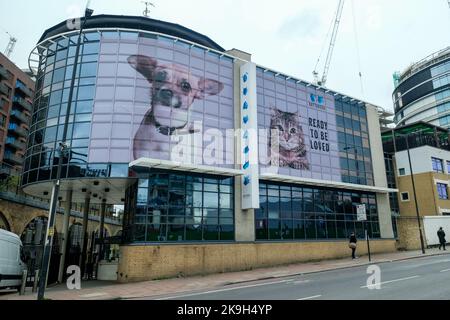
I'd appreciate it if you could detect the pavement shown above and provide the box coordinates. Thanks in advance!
[1,248,448,300]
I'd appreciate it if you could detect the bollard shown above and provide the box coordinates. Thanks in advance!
[19,270,28,295]
[32,270,39,293]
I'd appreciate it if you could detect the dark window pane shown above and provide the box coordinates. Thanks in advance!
[203,225,219,241]
[219,225,234,241]
[294,220,305,240]
[305,220,316,239]
[281,220,293,240]
[269,219,281,240]
[167,225,184,242]
[316,219,327,239]
[256,219,268,240]
[185,225,202,241]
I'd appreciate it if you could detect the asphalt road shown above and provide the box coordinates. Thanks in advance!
[149,253,450,300]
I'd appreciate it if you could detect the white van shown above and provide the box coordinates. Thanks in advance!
[0,229,27,290]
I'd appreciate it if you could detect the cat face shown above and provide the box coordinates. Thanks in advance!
[270,109,305,151]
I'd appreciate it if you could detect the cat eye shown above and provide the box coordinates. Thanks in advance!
[180,80,192,93]
[277,125,284,132]
[290,128,297,134]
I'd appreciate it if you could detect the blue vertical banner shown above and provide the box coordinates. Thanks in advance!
[240,62,260,210]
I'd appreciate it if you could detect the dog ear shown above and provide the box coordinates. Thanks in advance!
[196,78,224,99]
[128,55,158,82]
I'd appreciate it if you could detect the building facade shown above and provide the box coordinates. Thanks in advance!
[393,47,450,127]
[25,15,397,282]
[382,122,450,249]
[0,53,34,177]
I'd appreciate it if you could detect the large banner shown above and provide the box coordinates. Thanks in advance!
[257,68,341,182]
[90,35,235,168]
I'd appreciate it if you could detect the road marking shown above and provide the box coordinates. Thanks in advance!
[155,279,292,300]
[80,292,108,298]
[297,295,322,300]
[440,268,450,273]
[361,275,420,289]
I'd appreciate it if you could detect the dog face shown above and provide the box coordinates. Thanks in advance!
[128,55,224,129]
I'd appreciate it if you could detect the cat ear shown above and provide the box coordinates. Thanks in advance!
[271,106,281,115]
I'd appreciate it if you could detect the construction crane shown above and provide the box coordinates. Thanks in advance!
[313,0,345,87]
[2,29,17,58]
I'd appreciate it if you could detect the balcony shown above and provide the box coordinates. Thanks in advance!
[0,82,10,97]
[13,96,33,112]
[5,138,26,151]
[15,82,33,98]
[0,66,9,80]
[0,99,6,111]
[8,124,28,138]
[3,152,24,165]
[10,110,30,124]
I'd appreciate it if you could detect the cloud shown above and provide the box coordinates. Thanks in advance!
[365,3,382,30]
[278,9,322,39]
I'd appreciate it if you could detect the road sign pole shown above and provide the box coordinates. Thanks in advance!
[365,221,371,262]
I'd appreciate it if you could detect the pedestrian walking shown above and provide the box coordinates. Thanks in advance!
[349,232,357,259]
[437,227,447,251]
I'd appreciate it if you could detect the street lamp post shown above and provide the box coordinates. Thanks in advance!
[403,134,426,254]
[37,7,94,300]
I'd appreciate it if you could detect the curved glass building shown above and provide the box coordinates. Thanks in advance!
[26,15,397,282]
[393,47,450,127]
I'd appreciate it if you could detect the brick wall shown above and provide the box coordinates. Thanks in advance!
[118,240,397,282]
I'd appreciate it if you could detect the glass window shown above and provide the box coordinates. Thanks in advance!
[432,157,444,173]
[437,183,448,200]
[255,182,380,241]
[401,192,409,201]
[80,62,98,78]
[52,68,65,84]
[129,172,235,243]
[77,85,95,100]
[83,42,100,55]
[72,122,90,139]
[76,100,93,114]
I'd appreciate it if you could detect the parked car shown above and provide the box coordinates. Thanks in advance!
[0,229,27,291]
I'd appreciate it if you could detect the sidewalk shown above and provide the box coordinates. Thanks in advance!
[1,249,448,300]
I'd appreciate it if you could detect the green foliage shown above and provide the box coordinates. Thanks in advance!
[0,175,20,192]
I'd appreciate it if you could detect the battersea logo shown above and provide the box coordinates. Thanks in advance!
[308,94,326,109]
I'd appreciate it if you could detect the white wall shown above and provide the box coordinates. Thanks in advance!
[423,216,450,246]
[395,145,450,176]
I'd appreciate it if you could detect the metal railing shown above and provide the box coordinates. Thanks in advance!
[398,46,450,84]
[383,130,450,154]
[3,152,24,165]
[13,96,33,112]
[10,109,30,124]
[0,66,9,80]
[0,82,10,96]
[5,138,26,150]
[15,81,33,98]
[8,124,29,138]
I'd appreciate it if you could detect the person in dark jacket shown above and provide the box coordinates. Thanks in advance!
[437,227,446,251]
[349,232,358,259]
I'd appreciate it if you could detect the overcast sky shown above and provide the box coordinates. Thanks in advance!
[0,0,449,112]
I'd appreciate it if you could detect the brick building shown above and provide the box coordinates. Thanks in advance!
[0,52,34,177]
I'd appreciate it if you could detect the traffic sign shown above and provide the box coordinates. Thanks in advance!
[357,204,367,221]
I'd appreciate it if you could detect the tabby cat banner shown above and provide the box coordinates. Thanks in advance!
[257,68,341,182]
